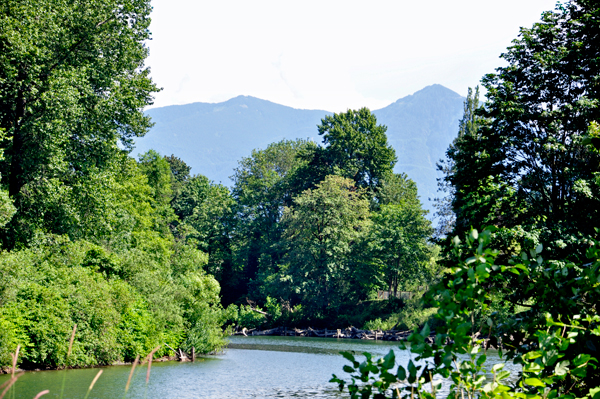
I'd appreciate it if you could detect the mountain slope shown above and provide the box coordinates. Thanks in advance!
[373,84,465,207]
[135,96,329,184]
[134,84,465,212]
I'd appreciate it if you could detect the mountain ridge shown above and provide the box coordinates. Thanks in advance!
[134,84,465,212]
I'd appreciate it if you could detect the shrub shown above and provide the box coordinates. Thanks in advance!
[332,228,600,399]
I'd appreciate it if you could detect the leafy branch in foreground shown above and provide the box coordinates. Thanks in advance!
[332,228,600,399]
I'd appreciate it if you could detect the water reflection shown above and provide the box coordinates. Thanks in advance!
[0,336,515,398]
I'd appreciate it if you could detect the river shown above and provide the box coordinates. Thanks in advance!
[0,336,514,398]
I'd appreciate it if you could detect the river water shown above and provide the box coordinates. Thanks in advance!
[0,336,513,398]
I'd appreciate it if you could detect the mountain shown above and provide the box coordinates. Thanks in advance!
[373,84,465,209]
[134,84,465,213]
[135,95,328,183]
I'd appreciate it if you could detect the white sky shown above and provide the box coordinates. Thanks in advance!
[146,0,559,112]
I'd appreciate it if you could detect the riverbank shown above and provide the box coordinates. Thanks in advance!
[232,326,436,342]
[0,355,181,375]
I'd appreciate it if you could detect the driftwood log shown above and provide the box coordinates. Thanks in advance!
[231,326,500,347]
[231,326,426,341]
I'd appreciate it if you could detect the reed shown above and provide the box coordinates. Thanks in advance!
[1,344,163,398]
[82,369,103,399]
[67,324,77,361]
[125,355,140,392]
[33,390,50,399]
[10,344,19,377]
[145,346,161,384]
[0,372,23,399]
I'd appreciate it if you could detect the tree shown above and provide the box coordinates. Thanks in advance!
[280,175,371,314]
[0,0,157,247]
[292,108,396,197]
[230,139,316,302]
[137,150,177,236]
[447,2,600,256]
[377,173,423,208]
[165,154,191,198]
[368,202,434,297]
[171,174,235,297]
[434,87,483,238]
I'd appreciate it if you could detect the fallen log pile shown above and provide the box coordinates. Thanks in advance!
[232,326,436,342]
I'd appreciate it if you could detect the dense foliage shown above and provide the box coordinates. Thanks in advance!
[332,228,600,399]
[0,0,229,369]
[334,1,600,398]
[441,0,600,259]
[0,4,437,367]
[223,111,436,328]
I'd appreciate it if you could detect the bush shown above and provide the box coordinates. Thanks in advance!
[332,228,600,399]
[0,237,227,369]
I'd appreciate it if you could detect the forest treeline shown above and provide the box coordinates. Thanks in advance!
[0,0,437,369]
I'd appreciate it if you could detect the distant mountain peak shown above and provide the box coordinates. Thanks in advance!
[137,84,466,214]
[415,84,462,96]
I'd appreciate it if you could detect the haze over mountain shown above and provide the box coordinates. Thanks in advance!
[134,84,465,212]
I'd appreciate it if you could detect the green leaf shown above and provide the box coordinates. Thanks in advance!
[477,354,487,367]
[470,229,479,241]
[588,387,600,399]
[341,351,356,362]
[554,360,569,376]
[524,378,545,387]
[492,363,505,372]
[573,354,591,367]
[420,323,430,339]
[382,350,395,370]
[397,366,406,380]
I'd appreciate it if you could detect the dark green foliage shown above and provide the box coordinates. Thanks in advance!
[227,129,434,325]
[165,154,191,199]
[446,2,600,257]
[333,3,600,397]
[293,108,396,197]
[171,174,235,297]
[0,0,231,371]
[165,154,191,184]
[434,87,482,238]
[367,203,434,296]
[333,228,600,399]
[278,176,371,316]
[230,139,316,303]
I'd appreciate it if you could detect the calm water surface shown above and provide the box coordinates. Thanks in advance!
[0,336,513,398]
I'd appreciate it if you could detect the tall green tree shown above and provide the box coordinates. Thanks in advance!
[377,173,423,208]
[279,175,371,315]
[293,108,396,197]
[230,139,315,302]
[368,174,434,297]
[172,174,235,300]
[447,1,600,255]
[435,87,484,238]
[165,154,192,198]
[0,0,157,247]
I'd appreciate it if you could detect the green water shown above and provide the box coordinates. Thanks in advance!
[0,336,513,398]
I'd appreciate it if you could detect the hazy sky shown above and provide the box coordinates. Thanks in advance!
[146,0,558,112]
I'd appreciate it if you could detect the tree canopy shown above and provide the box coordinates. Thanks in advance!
[0,0,157,246]
[292,108,397,197]
[444,1,600,258]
